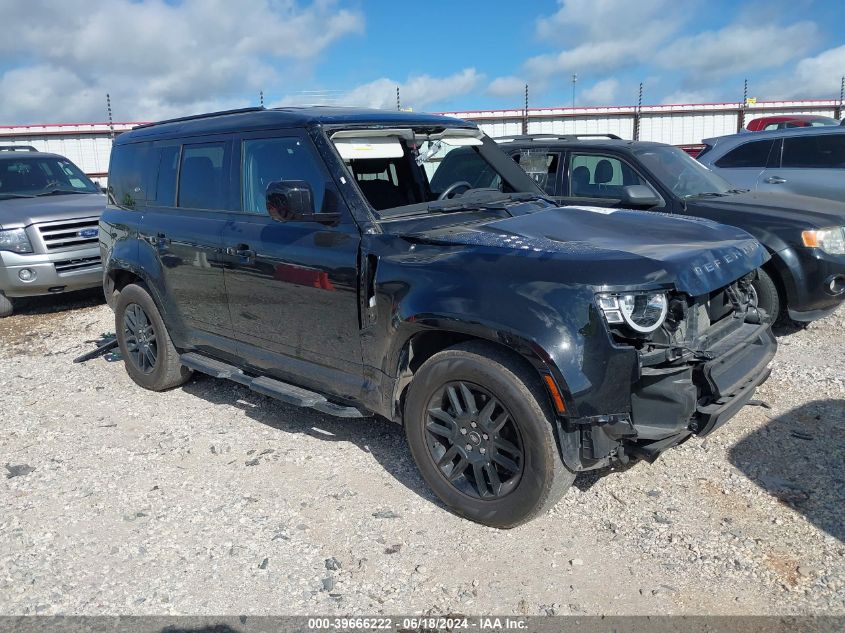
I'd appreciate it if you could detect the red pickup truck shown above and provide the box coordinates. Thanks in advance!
[745,114,840,131]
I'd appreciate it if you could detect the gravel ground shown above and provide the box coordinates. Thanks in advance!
[1,290,843,616]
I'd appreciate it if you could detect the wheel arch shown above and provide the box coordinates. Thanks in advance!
[387,321,572,426]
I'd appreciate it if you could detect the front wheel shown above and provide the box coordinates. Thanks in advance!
[404,341,574,528]
[750,268,781,323]
[115,283,192,391]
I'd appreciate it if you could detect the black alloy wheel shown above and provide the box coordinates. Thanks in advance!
[425,380,524,499]
[123,302,158,374]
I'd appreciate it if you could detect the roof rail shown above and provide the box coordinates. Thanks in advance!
[0,145,38,152]
[132,106,266,130]
[496,133,623,142]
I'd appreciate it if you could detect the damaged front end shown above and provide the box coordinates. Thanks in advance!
[561,272,776,471]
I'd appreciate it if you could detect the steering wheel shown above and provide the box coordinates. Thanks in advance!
[437,181,472,200]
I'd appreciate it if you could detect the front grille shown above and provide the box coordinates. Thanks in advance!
[54,255,101,273]
[36,218,99,251]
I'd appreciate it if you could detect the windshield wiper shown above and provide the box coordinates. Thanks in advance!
[726,188,750,194]
[685,191,729,198]
[0,193,36,199]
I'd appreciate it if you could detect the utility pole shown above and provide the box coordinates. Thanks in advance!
[105,93,114,140]
[737,78,748,133]
[571,73,578,109]
[396,86,401,111]
[633,82,643,141]
[522,84,529,135]
[260,90,264,108]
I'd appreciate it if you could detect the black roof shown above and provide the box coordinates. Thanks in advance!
[496,135,669,151]
[117,106,474,144]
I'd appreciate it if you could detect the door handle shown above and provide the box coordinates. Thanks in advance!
[764,176,787,184]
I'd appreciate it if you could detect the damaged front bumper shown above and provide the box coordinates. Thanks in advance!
[559,316,776,471]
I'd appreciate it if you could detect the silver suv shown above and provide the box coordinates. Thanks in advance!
[698,127,845,203]
[0,146,105,317]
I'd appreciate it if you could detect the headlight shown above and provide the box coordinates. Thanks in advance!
[597,292,668,333]
[802,228,845,255]
[0,228,33,254]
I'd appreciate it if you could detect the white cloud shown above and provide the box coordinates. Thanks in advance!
[0,0,364,123]
[659,22,817,76]
[580,78,620,104]
[660,89,719,105]
[760,44,845,99]
[279,69,483,111]
[487,76,527,98]
[528,0,684,77]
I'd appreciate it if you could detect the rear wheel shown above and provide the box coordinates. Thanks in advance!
[0,292,13,318]
[404,341,574,528]
[115,283,191,391]
[750,268,781,323]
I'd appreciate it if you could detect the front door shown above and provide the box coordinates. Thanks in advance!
[222,131,363,395]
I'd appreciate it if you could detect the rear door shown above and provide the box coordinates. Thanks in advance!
[709,138,776,191]
[757,132,845,202]
[221,129,364,390]
[139,138,234,347]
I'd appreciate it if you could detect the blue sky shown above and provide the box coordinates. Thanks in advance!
[2,0,845,123]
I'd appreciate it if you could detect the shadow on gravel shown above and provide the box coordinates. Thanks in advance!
[180,375,444,509]
[5,287,103,317]
[729,398,845,543]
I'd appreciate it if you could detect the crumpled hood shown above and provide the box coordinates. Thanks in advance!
[407,205,768,297]
[0,193,106,230]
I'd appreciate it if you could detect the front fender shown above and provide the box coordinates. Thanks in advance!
[362,247,640,420]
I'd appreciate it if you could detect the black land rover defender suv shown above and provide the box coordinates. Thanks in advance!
[100,107,776,527]
[497,134,845,324]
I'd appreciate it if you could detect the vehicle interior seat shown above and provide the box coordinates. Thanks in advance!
[350,158,410,211]
[571,165,591,196]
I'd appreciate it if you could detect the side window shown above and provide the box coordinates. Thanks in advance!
[763,123,780,131]
[782,134,845,169]
[242,137,329,215]
[714,139,775,168]
[178,142,229,210]
[513,151,559,195]
[568,153,648,199]
[108,142,150,209]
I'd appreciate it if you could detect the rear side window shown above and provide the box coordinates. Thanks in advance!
[109,143,150,209]
[513,151,559,195]
[178,142,229,210]
[782,134,845,168]
[714,139,775,168]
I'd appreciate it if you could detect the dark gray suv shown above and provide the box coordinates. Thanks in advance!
[0,146,105,317]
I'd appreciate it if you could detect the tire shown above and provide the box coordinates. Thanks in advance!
[750,267,781,324]
[115,283,191,391]
[0,292,13,318]
[404,341,575,528]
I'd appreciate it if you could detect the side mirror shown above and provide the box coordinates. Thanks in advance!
[266,180,340,224]
[620,184,661,208]
[266,180,314,220]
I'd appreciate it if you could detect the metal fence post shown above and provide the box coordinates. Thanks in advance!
[522,84,529,135]
[633,82,643,141]
[737,79,748,133]
[836,76,844,120]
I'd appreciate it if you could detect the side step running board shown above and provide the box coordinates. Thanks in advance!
[179,352,365,418]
